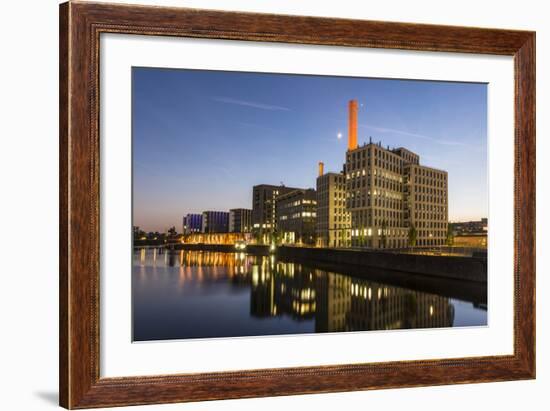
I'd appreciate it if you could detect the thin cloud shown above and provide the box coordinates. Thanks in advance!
[212,96,290,111]
[359,123,466,147]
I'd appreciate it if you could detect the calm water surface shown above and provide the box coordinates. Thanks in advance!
[133,249,487,341]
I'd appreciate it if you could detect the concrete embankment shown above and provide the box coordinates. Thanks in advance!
[280,256,486,304]
[169,243,486,284]
[277,246,487,283]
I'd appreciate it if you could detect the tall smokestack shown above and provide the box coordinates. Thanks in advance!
[348,99,358,150]
[318,161,324,177]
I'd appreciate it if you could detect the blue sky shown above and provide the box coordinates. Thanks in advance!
[133,67,487,232]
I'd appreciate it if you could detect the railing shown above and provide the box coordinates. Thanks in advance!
[374,246,486,257]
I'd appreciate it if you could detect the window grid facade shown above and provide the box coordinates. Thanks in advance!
[275,189,317,245]
[229,208,252,233]
[316,172,351,247]
[252,184,301,243]
[344,142,448,248]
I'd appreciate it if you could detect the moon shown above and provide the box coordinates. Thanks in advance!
[337,132,343,139]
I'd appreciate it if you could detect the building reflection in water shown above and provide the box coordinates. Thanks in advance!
[136,249,456,333]
[315,273,454,332]
[250,258,454,332]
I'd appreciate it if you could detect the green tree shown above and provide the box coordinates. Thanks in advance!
[358,226,365,247]
[408,225,417,247]
[253,229,262,245]
[133,226,146,240]
[270,228,282,245]
[446,225,455,246]
[380,220,388,248]
[340,228,346,248]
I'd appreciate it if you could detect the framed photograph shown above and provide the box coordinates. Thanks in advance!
[59,1,535,408]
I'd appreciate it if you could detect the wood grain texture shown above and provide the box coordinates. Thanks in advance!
[59,1,536,408]
[59,2,69,407]
[514,34,536,375]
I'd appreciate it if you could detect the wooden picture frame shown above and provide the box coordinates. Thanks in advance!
[59,1,535,408]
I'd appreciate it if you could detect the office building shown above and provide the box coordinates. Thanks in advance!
[316,163,350,247]
[251,184,300,243]
[404,163,448,247]
[182,213,202,234]
[275,188,317,245]
[229,208,252,233]
[201,211,229,233]
[344,99,448,248]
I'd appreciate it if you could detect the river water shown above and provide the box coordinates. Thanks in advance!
[133,248,487,341]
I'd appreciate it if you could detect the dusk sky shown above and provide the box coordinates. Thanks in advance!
[133,67,487,233]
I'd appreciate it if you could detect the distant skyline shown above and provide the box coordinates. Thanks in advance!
[133,67,488,232]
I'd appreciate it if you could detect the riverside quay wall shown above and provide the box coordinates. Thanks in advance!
[276,246,487,283]
[171,243,486,283]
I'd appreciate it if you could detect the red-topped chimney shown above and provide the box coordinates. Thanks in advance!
[348,99,358,150]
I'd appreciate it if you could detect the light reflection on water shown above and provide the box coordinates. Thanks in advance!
[133,249,487,341]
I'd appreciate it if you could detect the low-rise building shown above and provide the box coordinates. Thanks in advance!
[450,218,488,235]
[182,213,202,234]
[252,184,300,243]
[229,208,252,233]
[275,188,317,245]
[201,211,229,233]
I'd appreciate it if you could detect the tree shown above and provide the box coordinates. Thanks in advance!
[133,226,146,240]
[408,225,417,247]
[358,226,365,247]
[270,228,282,245]
[446,225,455,246]
[167,226,177,237]
[253,229,262,245]
[380,220,388,248]
[148,231,162,241]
